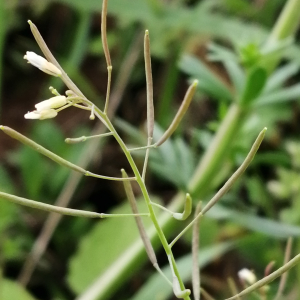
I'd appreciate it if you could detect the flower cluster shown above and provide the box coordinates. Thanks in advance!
[24,95,67,120]
[23,52,70,120]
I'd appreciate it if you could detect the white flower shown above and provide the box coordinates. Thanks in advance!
[35,96,67,112]
[24,109,58,120]
[24,51,62,77]
[238,268,256,285]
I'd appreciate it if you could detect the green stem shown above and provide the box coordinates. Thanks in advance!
[267,0,300,43]
[101,113,191,300]
[263,0,300,73]
[188,104,245,197]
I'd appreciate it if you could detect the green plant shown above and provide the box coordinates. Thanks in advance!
[2,1,300,300]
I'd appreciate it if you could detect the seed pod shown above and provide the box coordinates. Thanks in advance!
[144,30,154,138]
[156,80,198,146]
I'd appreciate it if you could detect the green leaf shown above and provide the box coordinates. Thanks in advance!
[224,60,245,95]
[179,54,233,102]
[207,43,245,94]
[132,242,233,300]
[1,279,38,300]
[264,63,300,93]
[67,198,164,297]
[254,83,300,106]
[208,204,300,238]
[150,126,195,189]
[19,147,47,199]
[240,67,267,106]
[0,165,18,232]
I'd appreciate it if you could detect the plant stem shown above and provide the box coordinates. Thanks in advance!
[188,104,245,197]
[267,0,300,43]
[101,113,191,300]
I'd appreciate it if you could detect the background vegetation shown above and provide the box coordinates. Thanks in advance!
[1,0,300,299]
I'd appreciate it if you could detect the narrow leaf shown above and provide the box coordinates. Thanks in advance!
[240,67,267,106]
[179,55,233,101]
[264,63,299,93]
[254,83,300,106]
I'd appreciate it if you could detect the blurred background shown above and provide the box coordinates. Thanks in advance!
[2,0,300,299]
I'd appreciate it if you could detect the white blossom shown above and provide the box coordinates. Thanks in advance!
[24,109,58,120]
[24,51,62,77]
[35,96,67,112]
[238,268,256,285]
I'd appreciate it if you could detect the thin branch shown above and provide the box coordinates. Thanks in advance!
[128,144,156,152]
[0,126,135,182]
[170,128,266,248]
[104,66,112,114]
[201,127,267,215]
[85,171,135,181]
[274,237,293,300]
[122,169,157,266]
[142,137,152,180]
[0,191,149,219]
[1,126,86,174]
[65,132,113,144]
[225,252,300,300]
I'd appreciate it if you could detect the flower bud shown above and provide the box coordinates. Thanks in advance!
[238,268,256,285]
[35,96,67,112]
[24,51,62,77]
[24,109,58,120]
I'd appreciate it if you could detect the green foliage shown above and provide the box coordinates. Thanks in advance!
[268,141,300,225]
[179,54,233,102]
[67,198,161,296]
[132,242,233,300]
[240,67,267,106]
[3,0,300,299]
[1,279,37,300]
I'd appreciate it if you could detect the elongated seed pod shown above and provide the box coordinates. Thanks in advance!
[156,80,198,147]
[0,126,86,174]
[144,30,154,138]
[101,0,111,67]
[122,169,157,266]
[192,202,202,300]
[0,192,148,219]
[0,191,101,218]
[201,127,267,215]
[28,20,85,99]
